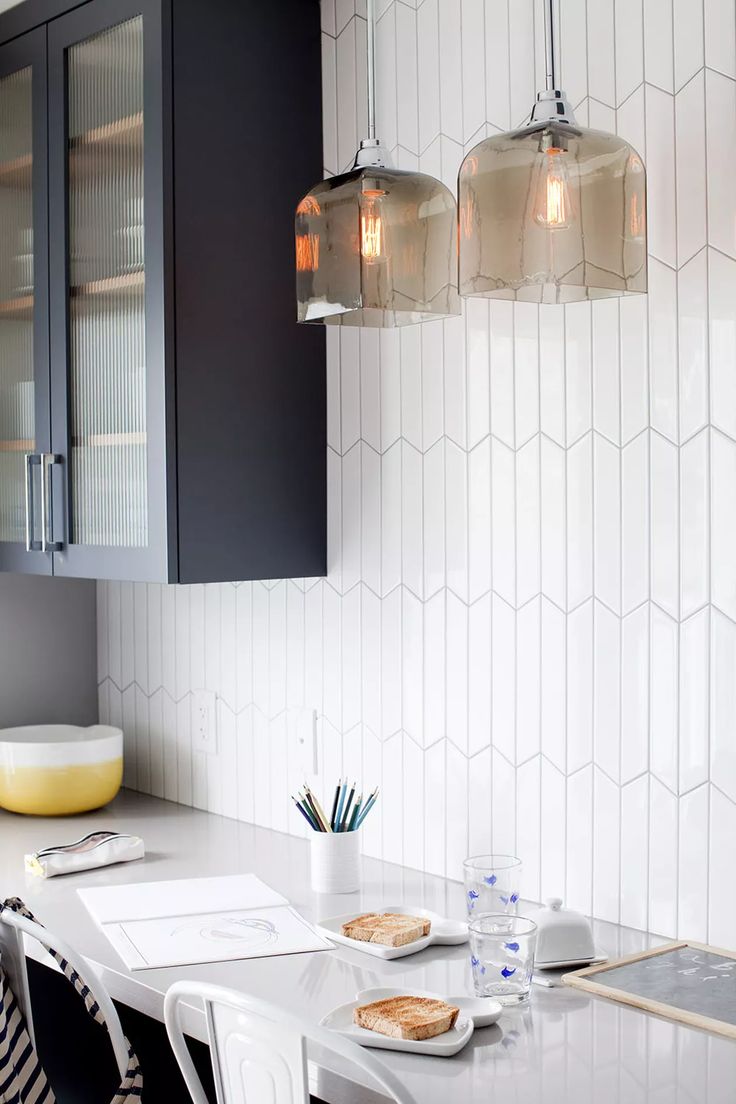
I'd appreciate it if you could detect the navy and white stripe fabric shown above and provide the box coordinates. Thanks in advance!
[0,898,142,1103]
[0,963,53,1104]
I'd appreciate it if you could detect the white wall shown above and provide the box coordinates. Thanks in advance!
[98,0,736,946]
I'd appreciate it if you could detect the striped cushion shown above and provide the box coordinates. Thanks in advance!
[0,899,142,1103]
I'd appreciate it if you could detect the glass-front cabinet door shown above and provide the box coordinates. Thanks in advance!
[48,0,168,580]
[0,29,51,573]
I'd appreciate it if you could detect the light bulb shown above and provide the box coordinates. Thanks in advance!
[295,232,320,272]
[360,188,387,263]
[532,146,574,230]
[629,193,645,239]
[295,195,321,272]
[628,154,646,239]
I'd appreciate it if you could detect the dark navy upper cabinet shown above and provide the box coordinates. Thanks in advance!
[0,0,325,583]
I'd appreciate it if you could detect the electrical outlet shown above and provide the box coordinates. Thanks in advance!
[192,689,218,755]
[294,707,318,774]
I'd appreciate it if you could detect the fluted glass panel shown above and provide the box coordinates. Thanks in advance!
[296,167,460,327]
[458,124,647,304]
[67,16,146,547]
[0,67,34,543]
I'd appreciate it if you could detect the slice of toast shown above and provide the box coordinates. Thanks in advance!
[341,912,431,948]
[353,996,460,1041]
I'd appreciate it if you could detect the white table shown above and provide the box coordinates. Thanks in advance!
[1,790,734,1103]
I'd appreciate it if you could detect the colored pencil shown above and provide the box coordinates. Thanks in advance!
[306,785,332,832]
[292,796,319,831]
[339,782,356,832]
[355,799,375,830]
[355,788,379,829]
[293,793,320,831]
[334,778,347,832]
[329,781,341,831]
[347,795,362,832]
[301,789,324,830]
[305,792,325,831]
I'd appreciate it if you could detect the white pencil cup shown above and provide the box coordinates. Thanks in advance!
[310,830,361,893]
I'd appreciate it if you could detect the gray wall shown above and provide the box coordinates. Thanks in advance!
[0,575,97,728]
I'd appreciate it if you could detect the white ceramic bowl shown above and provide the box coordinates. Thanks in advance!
[0,725,123,816]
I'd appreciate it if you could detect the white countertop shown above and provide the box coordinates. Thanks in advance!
[1,790,734,1103]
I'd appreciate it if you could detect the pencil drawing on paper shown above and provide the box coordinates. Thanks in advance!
[117,903,329,970]
[171,915,278,948]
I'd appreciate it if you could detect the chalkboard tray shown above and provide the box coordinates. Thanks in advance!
[563,941,736,1039]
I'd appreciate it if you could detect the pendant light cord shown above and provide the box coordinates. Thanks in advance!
[366,0,376,140]
[544,0,559,90]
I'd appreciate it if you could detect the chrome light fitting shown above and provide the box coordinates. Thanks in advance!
[295,0,460,327]
[458,0,647,304]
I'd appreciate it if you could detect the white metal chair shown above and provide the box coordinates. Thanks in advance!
[0,904,130,1081]
[165,981,418,1104]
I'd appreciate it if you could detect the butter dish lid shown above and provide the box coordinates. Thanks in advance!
[532,896,595,965]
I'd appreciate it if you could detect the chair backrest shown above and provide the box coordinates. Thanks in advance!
[164,981,417,1104]
[0,906,130,1081]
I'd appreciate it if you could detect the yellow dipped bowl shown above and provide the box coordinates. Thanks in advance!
[0,725,123,816]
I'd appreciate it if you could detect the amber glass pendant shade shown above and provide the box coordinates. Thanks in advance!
[296,166,460,327]
[295,0,459,328]
[458,121,647,304]
[458,0,647,305]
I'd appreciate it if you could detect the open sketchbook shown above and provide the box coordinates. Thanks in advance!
[78,873,333,971]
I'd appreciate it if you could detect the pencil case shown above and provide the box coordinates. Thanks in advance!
[25,831,144,878]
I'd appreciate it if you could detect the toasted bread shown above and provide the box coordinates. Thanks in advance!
[341,912,431,948]
[353,996,460,1041]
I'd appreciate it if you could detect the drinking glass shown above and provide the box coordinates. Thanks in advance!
[463,854,522,916]
[468,914,537,1004]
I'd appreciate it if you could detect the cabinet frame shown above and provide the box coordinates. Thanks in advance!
[0,26,51,575]
[47,0,176,581]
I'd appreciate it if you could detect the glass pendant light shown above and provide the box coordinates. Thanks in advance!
[458,0,647,304]
[296,0,460,327]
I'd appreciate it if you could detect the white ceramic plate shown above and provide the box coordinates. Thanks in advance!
[315,905,468,960]
[320,996,474,1057]
[534,949,608,970]
[355,986,502,1029]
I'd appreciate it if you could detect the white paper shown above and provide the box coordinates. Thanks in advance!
[78,873,286,924]
[111,905,332,970]
[78,873,332,971]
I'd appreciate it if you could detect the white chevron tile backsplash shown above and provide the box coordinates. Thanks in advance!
[99,0,736,947]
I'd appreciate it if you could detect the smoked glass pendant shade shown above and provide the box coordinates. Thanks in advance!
[296,166,460,327]
[458,119,647,304]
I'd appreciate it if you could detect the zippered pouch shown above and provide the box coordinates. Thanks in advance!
[25,831,144,878]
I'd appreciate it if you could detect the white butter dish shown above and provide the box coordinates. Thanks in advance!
[532,896,598,967]
[25,831,144,878]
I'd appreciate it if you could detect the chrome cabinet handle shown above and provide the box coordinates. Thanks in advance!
[24,453,43,552]
[24,452,35,551]
[40,453,63,553]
